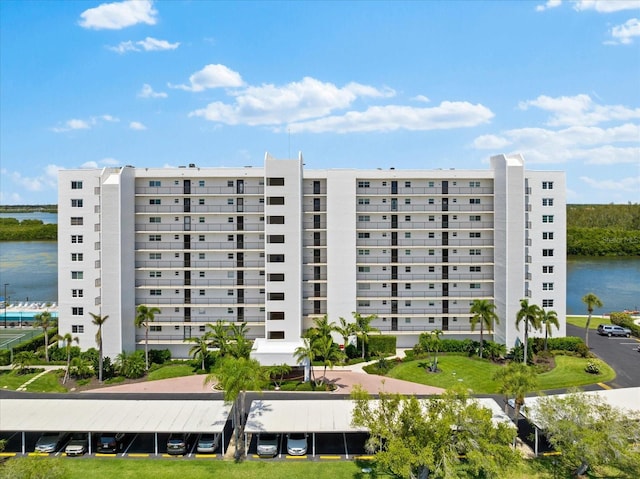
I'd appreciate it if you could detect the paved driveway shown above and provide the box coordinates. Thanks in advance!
[567,323,640,388]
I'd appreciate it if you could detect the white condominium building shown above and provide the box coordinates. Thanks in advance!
[58,153,566,360]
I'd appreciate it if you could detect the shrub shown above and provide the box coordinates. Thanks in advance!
[585,361,601,374]
[0,350,10,366]
[344,344,359,359]
[361,335,396,358]
[148,349,172,365]
[610,312,640,337]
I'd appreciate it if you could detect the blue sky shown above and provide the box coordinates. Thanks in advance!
[1,0,639,205]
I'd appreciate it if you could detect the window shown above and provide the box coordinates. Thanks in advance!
[405,284,411,290]
[405,266,411,272]
[405,249,411,256]
[268,254,285,262]
[542,181,554,190]
[470,266,481,272]
[71,271,83,279]
[543,299,554,307]
[428,181,435,187]
[358,232,370,239]
[470,249,481,255]
[357,181,370,188]
[199,217,205,223]
[70,217,83,225]
[543,265,554,274]
[469,232,481,238]
[429,284,435,289]
[428,232,435,239]
[543,283,554,291]
[269,293,285,300]
[149,180,161,187]
[267,177,285,186]
[71,289,83,298]
[405,198,411,205]
[199,198,205,205]
[199,253,205,259]
[150,325,162,332]
[428,266,435,272]
[469,181,480,188]
[268,216,285,224]
[149,253,161,260]
[428,249,435,256]
[149,199,161,205]
[149,217,161,223]
[404,181,411,188]
[358,215,370,222]
[150,290,162,296]
[428,198,435,204]
[199,290,205,296]
[71,181,83,189]
[267,196,285,205]
[199,235,205,241]
[149,271,162,278]
[542,198,554,206]
[227,181,234,187]
[227,235,234,241]
[358,249,370,255]
[405,232,411,238]
[227,198,234,205]
[542,215,554,223]
[543,232,554,240]
[358,301,370,307]
[71,235,83,244]
[358,198,370,205]
[71,253,83,261]
[469,198,480,204]
[358,284,371,290]
[269,312,285,320]
[149,235,161,241]
[71,199,83,208]
[405,215,411,221]
[470,215,481,222]
[429,215,435,222]
[72,307,84,316]
[358,266,370,272]
[71,325,84,333]
[268,235,285,243]
[227,290,234,296]
[199,180,205,187]
[470,283,481,289]
[543,249,554,257]
[269,273,285,281]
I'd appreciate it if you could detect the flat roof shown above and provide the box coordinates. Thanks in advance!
[0,399,231,433]
[244,398,511,434]
[522,387,640,429]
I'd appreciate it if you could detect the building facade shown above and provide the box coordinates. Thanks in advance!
[58,153,566,360]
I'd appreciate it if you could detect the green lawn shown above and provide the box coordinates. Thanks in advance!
[3,456,585,479]
[0,369,40,389]
[566,315,611,330]
[386,354,615,394]
[22,370,67,393]
[147,364,197,381]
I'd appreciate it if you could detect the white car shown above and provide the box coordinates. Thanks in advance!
[256,433,279,457]
[65,433,88,456]
[286,433,308,456]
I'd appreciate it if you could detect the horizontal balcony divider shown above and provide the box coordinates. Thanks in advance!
[135,186,264,195]
[356,291,494,298]
[135,205,264,214]
[136,241,265,250]
[355,273,495,281]
[356,256,494,264]
[136,223,265,232]
[356,204,494,213]
[356,221,494,229]
[135,260,265,268]
[373,324,478,333]
[356,186,494,195]
[134,298,266,306]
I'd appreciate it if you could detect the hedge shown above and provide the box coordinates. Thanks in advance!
[609,312,640,338]
[360,335,396,357]
[531,336,586,353]
[0,350,10,366]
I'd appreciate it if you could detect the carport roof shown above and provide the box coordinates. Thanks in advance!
[0,399,231,433]
[244,398,512,434]
[521,387,640,429]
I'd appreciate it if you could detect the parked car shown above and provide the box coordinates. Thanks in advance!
[256,433,279,457]
[167,433,190,455]
[96,432,125,453]
[597,324,631,337]
[196,433,220,454]
[65,433,88,456]
[286,432,308,456]
[34,432,67,453]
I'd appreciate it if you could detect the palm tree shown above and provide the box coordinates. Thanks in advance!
[187,333,211,370]
[582,293,603,348]
[539,309,559,352]
[493,362,538,420]
[207,321,230,357]
[89,312,109,382]
[33,311,55,363]
[135,304,160,371]
[294,338,317,386]
[267,363,292,389]
[352,312,379,359]
[314,335,344,387]
[53,332,79,384]
[227,322,251,359]
[515,299,541,364]
[469,299,499,359]
[308,315,337,340]
[205,356,264,459]
[336,316,357,350]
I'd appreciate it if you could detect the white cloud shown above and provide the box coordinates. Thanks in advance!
[3,164,60,194]
[607,17,640,44]
[80,161,99,169]
[580,175,640,192]
[518,94,640,126]
[100,114,119,123]
[286,102,494,134]
[190,76,399,125]
[79,0,157,30]
[536,0,562,12]
[80,158,120,169]
[473,134,512,149]
[170,64,244,92]
[51,119,91,133]
[572,1,640,13]
[138,83,167,98]
[109,37,180,53]
[412,95,431,103]
[129,121,147,130]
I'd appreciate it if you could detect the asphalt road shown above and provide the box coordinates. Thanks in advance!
[567,323,640,388]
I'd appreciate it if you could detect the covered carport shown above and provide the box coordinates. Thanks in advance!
[244,399,367,458]
[520,387,640,456]
[0,399,231,456]
[243,397,512,458]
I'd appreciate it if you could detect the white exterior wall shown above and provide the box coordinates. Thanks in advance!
[58,153,566,360]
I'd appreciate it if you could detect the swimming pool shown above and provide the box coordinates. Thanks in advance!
[0,311,58,327]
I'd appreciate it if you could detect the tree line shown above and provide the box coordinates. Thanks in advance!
[0,218,56,241]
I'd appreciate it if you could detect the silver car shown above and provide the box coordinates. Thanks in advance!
[256,433,279,457]
[286,433,308,456]
[196,433,220,454]
[35,432,67,453]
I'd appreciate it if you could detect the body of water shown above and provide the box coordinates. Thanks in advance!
[0,212,57,224]
[0,241,58,303]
